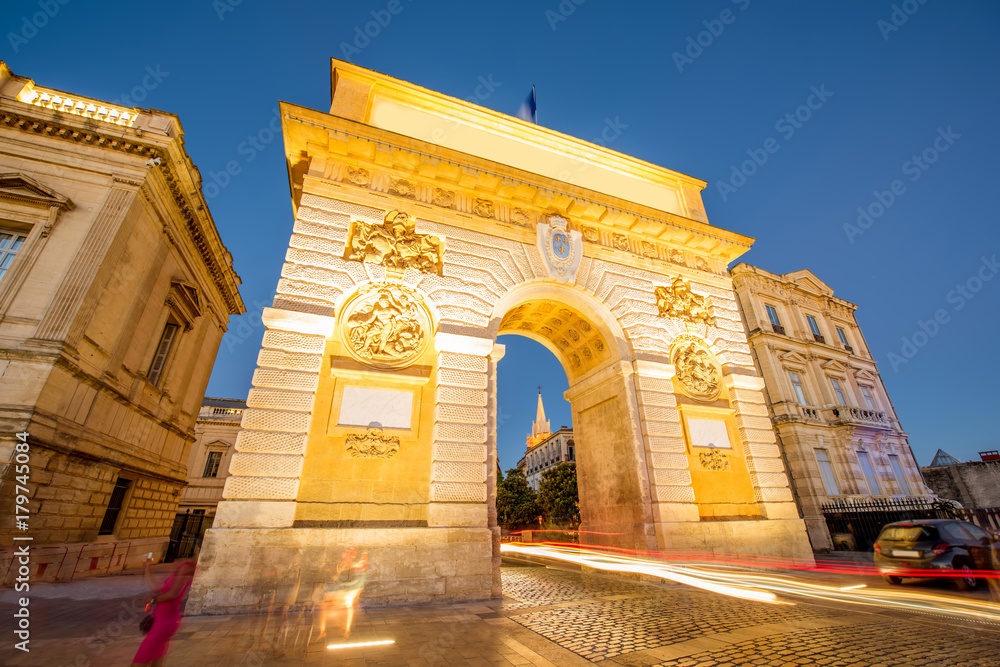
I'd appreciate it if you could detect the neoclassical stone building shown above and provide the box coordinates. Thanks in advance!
[0,62,243,579]
[189,60,812,614]
[730,264,930,550]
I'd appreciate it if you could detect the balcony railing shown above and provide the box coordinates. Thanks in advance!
[828,405,889,427]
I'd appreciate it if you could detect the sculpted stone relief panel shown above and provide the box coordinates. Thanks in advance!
[344,209,443,275]
[655,277,716,326]
[340,283,431,369]
[699,449,730,471]
[345,427,400,459]
[670,334,722,401]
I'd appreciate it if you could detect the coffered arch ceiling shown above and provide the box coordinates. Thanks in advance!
[497,300,611,379]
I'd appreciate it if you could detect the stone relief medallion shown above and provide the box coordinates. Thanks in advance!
[432,188,455,208]
[537,214,582,283]
[346,427,400,459]
[473,198,495,218]
[655,277,716,326]
[699,449,730,471]
[344,210,443,275]
[340,283,431,369]
[347,167,370,186]
[388,179,415,198]
[670,334,722,401]
[511,208,531,227]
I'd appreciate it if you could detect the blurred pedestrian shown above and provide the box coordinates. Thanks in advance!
[317,548,368,641]
[131,555,195,666]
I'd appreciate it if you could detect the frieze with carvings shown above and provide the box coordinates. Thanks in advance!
[344,210,443,275]
[670,335,722,401]
[699,449,730,471]
[511,208,532,227]
[655,277,716,326]
[341,283,431,369]
[347,167,370,186]
[346,428,400,459]
[388,179,415,198]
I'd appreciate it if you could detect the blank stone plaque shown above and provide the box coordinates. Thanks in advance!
[338,386,413,429]
[687,418,731,449]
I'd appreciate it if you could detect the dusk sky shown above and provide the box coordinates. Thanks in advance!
[6,1,998,472]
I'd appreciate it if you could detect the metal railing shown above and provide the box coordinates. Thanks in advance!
[821,497,1000,552]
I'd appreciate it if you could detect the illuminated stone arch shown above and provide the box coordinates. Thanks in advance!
[187,61,813,615]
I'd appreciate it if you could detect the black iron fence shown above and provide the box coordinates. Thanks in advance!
[821,497,1000,552]
[165,511,211,562]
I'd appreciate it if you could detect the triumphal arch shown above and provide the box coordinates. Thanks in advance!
[187,60,813,614]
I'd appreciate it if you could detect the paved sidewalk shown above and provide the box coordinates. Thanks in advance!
[2,560,999,665]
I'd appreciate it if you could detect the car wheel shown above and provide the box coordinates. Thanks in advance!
[954,562,978,591]
[882,574,902,585]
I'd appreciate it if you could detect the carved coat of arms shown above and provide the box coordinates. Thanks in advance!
[344,210,443,275]
[537,215,582,283]
[340,283,431,369]
[655,277,715,326]
[670,335,722,401]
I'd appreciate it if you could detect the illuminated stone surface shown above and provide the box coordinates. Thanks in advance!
[189,60,812,614]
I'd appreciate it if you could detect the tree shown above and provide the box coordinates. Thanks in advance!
[538,462,579,526]
[496,468,540,527]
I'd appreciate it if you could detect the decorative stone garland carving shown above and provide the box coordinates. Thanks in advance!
[341,283,431,368]
[346,428,400,459]
[670,334,722,401]
[344,210,443,275]
[655,277,716,326]
[699,449,730,471]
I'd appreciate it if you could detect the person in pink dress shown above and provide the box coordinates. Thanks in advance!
[131,555,195,666]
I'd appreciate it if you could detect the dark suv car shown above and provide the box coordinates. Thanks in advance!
[873,519,999,590]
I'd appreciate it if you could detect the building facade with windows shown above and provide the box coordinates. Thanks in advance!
[731,264,930,550]
[171,398,244,560]
[0,63,243,579]
[516,392,575,490]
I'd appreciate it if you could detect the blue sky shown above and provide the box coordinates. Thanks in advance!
[6,1,998,471]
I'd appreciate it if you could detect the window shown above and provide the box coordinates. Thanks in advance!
[836,327,850,348]
[857,451,881,495]
[830,378,847,405]
[788,371,808,405]
[98,478,132,535]
[887,454,911,495]
[203,451,223,478]
[860,385,878,410]
[147,323,180,386]
[0,230,27,282]
[765,304,781,327]
[807,315,825,343]
[814,449,840,495]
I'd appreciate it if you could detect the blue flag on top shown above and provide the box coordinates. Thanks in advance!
[516,85,537,124]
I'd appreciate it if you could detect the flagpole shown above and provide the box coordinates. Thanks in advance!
[532,84,537,124]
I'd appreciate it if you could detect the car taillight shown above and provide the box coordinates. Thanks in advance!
[931,542,949,556]
[873,542,881,554]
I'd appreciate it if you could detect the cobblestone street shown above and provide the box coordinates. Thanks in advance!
[3,560,999,665]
